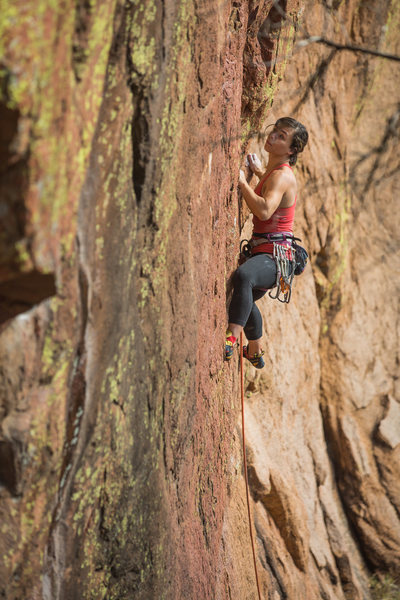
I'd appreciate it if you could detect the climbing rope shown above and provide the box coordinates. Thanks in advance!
[240,331,262,600]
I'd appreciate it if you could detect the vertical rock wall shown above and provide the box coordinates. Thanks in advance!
[237,1,400,597]
[0,1,399,599]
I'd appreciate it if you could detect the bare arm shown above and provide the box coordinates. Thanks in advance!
[238,169,289,221]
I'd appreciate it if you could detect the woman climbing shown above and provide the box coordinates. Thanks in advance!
[225,117,308,368]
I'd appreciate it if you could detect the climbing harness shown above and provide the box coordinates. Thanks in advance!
[240,232,308,304]
[240,331,262,600]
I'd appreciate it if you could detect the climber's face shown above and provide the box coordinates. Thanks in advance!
[264,124,294,157]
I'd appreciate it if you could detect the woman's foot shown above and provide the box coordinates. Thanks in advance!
[243,345,265,369]
[225,330,237,361]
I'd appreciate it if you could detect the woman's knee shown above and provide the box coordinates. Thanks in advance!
[232,264,252,289]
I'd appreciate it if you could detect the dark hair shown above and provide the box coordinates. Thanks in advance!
[275,117,308,166]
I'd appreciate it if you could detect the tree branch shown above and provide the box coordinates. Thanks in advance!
[297,36,400,63]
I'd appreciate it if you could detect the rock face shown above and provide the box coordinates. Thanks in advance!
[0,1,399,599]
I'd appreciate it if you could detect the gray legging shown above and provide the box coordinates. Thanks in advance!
[228,254,277,340]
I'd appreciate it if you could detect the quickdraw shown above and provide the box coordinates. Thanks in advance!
[268,241,296,304]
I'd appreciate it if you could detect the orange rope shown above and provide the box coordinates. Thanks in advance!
[240,331,262,600]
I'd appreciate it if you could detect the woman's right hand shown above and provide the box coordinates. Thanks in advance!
[246,153,263,176]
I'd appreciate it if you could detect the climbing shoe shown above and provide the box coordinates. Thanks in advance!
[243,345,265,369]
[225,330,237,361]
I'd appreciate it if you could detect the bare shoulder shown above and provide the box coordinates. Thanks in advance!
[262,166,295,192]
[278,164,296,183]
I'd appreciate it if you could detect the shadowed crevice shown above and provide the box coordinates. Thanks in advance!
[72,0,95,82]
[0,439,18,495]
[0,72,57,325]
[0,270,56,325]
[257,0,288,70]
[0,93,30,282]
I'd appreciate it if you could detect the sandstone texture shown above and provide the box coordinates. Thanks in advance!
[0,1,399,599]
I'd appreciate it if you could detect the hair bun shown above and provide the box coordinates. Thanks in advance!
[275,117,309,163]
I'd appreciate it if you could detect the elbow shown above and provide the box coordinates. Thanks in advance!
[251,200,270,221]
[255,208,271,221]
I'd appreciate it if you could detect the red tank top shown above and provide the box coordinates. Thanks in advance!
[252,163,296,255]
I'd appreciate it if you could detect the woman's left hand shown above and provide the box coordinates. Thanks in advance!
[239,169,247,185]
